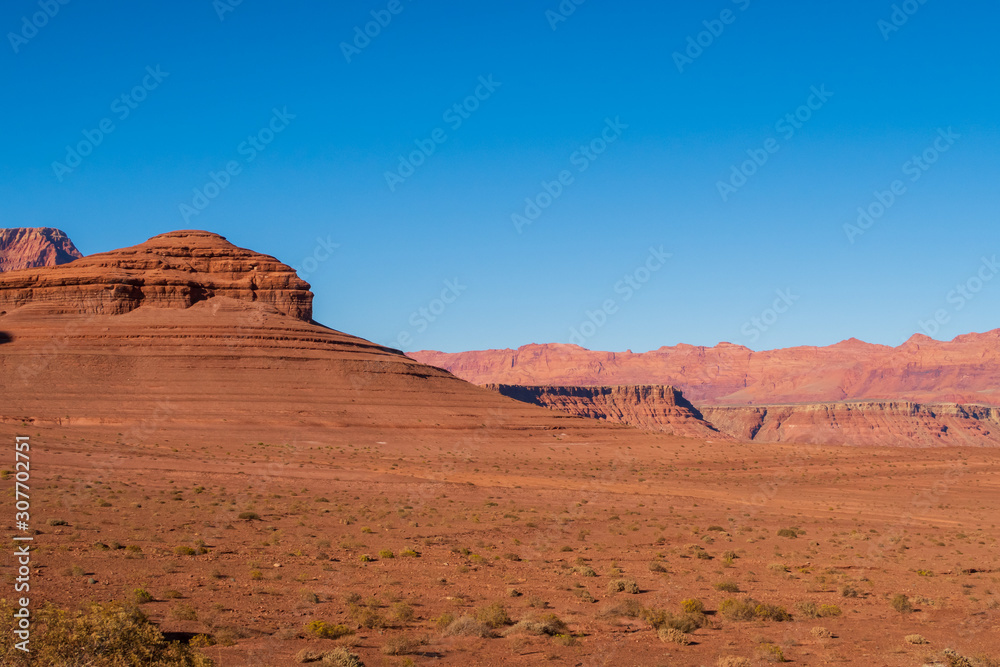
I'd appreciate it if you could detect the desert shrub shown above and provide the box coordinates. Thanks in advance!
[717,658,751,667]
[505,613,568,636]
[400,548,420,558]
[811,626,832,638]
[658,627,691,645]
[719,598,791,622]
[0,600,213,666]
[132,588,154,604]
[443,615,494,638]
[575,565,597,577]
[47,518,69,526]
[304,620,353,639]
[758,642,786,662]
[170,604,198,622]
[475,602,512,628]
[607,579,640,594]
[348,604,386,630]
[680,598,704,614]
[840,584,859,598]
[553,633,577,646]
[299,589,319,605]
[237,511,260,521]
[433,612,455,630]
[392,602,415,623]
[173,546,197,556]
[163,590,183,599]
[891,594,913,614]
[707,525,726,532]
[714,580,740,593]
[320,648,365,667]
[358,554,375,563]
[818,604,841,617]
[378,549,394,559]
[640,604,707,634]
[602,599,645,619]
[777,528,798,539]
[905,634,927,644]
[380,635,424,655]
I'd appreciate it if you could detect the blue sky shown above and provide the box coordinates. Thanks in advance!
[2,0,998,353]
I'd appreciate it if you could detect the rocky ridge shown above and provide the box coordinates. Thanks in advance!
[0,227,83,272]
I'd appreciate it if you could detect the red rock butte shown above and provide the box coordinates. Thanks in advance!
[0,227,82,272]
[0,230,581,439]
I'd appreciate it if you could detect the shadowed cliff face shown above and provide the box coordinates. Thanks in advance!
[0,230,314,321]
[0,227,83,272]
[483,383,1000,447]
[411,334,1000,408]
[484,384,726,440]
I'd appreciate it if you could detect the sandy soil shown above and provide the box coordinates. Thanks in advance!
[5,421,998,666]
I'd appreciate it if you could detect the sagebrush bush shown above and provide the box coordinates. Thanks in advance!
[719,598,791,622]
[606,579,640,594]
[658,627,691,645]
[891,594,913,614]
[475,602,511,629]
[0,599,212,666]
[304,620,352,639]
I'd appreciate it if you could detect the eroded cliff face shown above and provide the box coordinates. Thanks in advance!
[0,227,83,272]
[411,334,1000,407]
[0,230,314,321]
[701,402,1000,447]
[485,384,726,440]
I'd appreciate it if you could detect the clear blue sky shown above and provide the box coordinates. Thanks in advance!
[2,0,998,352]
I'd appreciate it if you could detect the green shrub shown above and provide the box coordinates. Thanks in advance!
[303,620,353,639]
[680,598,704,614]
[132,588,154,604]
[719,598,791,622]
[0,600,213,666]
[607,579,640,594]
[890,594,913,614]
[378,549,395,559]
[475,602,512,628]
[714,580,740,593]
[658,627,691,645]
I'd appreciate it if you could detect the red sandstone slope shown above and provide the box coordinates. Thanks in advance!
[0,231,589,439]
[410,335,1000,407]
[0,227,82,271]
